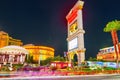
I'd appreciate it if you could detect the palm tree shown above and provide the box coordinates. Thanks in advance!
[103,20,120,68]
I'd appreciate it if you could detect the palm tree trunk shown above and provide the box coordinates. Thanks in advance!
[111,30,119,68]
[114,30,120,61]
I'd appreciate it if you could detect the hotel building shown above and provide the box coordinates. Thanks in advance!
[97,46,119,61]
[0,31,23,48]
[0,31,55,62]
[23,44,54,61]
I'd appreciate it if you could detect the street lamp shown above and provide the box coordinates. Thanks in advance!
[38,50,42,66]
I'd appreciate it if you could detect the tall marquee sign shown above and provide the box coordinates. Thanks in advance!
[66,0,86,66]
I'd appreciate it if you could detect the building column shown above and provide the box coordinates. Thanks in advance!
[2,54,5,62]
[20,55,23,63]
[77,49,86,66]
[17,55,20,63]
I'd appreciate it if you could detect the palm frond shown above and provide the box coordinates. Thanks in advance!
[103,20,120,32]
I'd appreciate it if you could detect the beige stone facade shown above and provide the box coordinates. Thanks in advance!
[0,31,23,48]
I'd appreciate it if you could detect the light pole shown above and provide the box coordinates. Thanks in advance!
[0,37,1,48]
[38,50,42,66]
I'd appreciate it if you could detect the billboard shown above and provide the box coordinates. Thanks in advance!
[87,61,118,68]
[68,37,78,50]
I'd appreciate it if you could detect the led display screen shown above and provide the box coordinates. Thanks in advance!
[68,37,78,50]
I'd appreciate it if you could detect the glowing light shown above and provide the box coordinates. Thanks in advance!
[66,0,84,24]
[70,21,78,35]
[67,10,77,24]
[68,37,78,50]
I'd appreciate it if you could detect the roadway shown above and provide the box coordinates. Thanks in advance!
[0,74,120,80]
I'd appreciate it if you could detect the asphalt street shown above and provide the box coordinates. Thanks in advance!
[0,74,120,80]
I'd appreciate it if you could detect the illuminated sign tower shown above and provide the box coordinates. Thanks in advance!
[66,0,85,66]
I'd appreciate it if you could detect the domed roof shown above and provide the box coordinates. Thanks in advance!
[0,45,29,54]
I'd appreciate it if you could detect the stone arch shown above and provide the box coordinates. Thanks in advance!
[68,51,78,65]
[73,54,77,62]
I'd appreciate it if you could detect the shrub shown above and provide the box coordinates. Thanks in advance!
[0,66,10,72]
[103,67,116,70]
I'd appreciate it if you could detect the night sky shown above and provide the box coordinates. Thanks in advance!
[0,0,120,59]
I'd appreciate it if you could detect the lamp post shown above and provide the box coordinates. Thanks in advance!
[38,50,42,66]
[0,37,1,48]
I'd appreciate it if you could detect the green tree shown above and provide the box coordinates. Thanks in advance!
[25,55,33,63]
[40,57,53,66]
[40,56,66,66]
[103,20,120,68]
[53,55,65,61]
[88,57,97,61]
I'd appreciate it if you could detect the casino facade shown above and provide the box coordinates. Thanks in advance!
[0,45,28,64]
[23,44,54,62]
[0,31,23,48]
[0,31,55,63]
[97,46,120,61]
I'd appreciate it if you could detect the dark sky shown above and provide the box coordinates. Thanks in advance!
[0,0,120,59]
